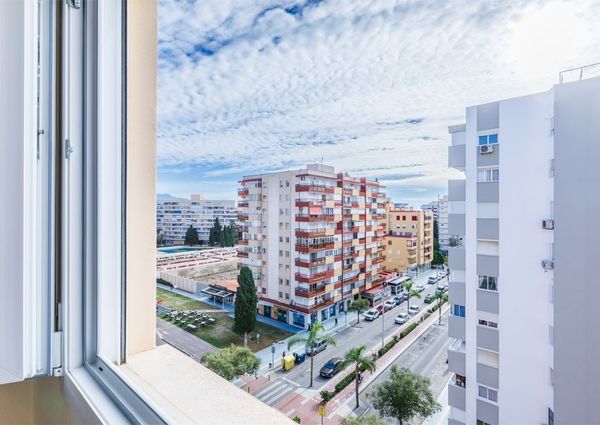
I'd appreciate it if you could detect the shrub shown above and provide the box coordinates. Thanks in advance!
[377,339,397,357]
[320,390,334,403]
[157,278,173,287]
[335,371,357,393]
[292,416,301,423]
[400,323,418,339]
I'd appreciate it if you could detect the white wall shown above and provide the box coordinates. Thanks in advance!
[498,90,554,423]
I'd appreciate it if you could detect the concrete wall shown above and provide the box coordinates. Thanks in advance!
[553,76,600,424]
[498,89,554,424]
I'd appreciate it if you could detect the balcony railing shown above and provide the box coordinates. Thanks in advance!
[238,214,249,221]
[294,285,326,298]
[238,188,249,196]
[295,257,327,268]
[295,269,334,283]
[296,214,336,222]
[296,184,335,193]
[295,228,329,238]
[295,242,335,253]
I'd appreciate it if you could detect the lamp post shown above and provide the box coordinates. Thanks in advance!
[381,299,385,350]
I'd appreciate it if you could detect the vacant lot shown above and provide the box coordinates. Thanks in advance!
[156,287,215,311]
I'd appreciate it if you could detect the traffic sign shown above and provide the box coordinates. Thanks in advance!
[318,404,326,417]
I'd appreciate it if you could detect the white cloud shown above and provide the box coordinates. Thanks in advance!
[157,0,600,202]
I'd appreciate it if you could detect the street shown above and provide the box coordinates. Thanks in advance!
[250,269,448,408]
[356,311,451,422]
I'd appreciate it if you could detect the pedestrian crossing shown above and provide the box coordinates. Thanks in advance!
[254,379,300,406]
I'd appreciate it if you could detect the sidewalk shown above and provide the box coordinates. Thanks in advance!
[422,378,450,425]
[271,303,450,424]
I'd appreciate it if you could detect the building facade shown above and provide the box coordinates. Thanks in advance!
[446,75,600,425]
[157,196,237,245]
[422,195,450,252]
[384,205,433,275]
[237,164,387,328]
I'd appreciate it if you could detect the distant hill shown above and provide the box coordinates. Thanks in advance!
[156,193,187,202]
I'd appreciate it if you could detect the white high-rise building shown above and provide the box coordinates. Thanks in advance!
[422,195,449,252]
[157,195,237,245]
[446,74,600,425]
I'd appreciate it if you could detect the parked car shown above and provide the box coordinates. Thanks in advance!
[408,305,420,315]
[427,276,437,285]
[305,339,328,355]
[424,294,433,304]
[383,300,397,311]
[375,304,384,314]
[437,271,447,279]
[364,309,379,321]
[415,284,425,292]
[393,293,407,305]
[395,312,409,324]
[319,357,344,378]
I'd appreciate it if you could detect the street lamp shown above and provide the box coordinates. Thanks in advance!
[381,298,385,350]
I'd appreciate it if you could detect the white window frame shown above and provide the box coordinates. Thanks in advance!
[477,167,499,182]
[477,384,499,403]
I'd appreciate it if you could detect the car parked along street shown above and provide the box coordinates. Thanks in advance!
[319,357,344,378]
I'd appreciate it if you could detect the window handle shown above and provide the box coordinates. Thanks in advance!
[66,0,81,9]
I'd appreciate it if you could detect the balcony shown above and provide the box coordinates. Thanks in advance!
[238,214,249,221]
[448,144,466,170]
[477,326,499,352]
[448,380,466,411]
[237,239,249,245]
[449,280,465,306]
[237,251,249,258]
[295,242,335,253]
[237,188,249,196]
[477,218,499,241]
[477,362,499,389]
[296,214,336,222]
[448,340,466,376]
[448,179,466,202]
[295,269,334,283]
[448,213,465,237]
[296,184,335,194]
[294,285,326,298]
[448,315,466,340]
[295,257,327,268]
[448,246,465,271]
[237,200,249,208]
[295,228,329,238]
[477,289,499,314]
[477,399,499,425]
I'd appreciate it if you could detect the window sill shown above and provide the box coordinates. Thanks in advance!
[119,344,293,424]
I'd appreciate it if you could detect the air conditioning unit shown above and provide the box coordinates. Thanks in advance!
[542,219,554,230]
[542,260,554,271]
[479,145,494,154]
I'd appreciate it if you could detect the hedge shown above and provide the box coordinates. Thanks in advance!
[335,370,357,394]
[399,322,418,339]
[157,278,173,288]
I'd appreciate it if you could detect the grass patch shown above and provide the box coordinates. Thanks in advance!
[159,309,292,352]
[156,287,215,311]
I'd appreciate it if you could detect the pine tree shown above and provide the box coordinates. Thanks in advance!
[209,217,223,246]
[233,267,258,345]
[184,224,199,246]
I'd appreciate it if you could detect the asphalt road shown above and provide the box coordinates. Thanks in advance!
[356,310,451,422]
[278,269,449,390]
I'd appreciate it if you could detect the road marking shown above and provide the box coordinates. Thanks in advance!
[263,385,295,405]
[255,381,284,399]
[283,377,302,387]
[286,408,296,416]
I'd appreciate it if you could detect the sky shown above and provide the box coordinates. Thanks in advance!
[157,0,600,207]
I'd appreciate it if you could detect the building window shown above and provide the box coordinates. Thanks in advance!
[478,168,499,182]
[285,279,290,286]
[478,319,498,329]
[478,384,498,403]
[453,304,465,317]
[478,133,498,145]
[285,293,289,300]
[412,215,417,221]
[279,291,283,298]
[477,421,492,425]
[478,275,498,291]
[279,278,283,285]
[396,215,400,220]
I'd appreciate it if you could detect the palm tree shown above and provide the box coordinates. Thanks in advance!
[348,297,370,324]
[430,292,448,324]
[342,345,376,409]
[287,322,336,387]
[403,281,421,313]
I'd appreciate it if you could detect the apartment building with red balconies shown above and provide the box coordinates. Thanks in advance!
[237,164,386,328]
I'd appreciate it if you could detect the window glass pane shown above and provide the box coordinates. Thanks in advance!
[489,277,497,290]
[489,389,498,402]
[488,133,498,144]
[479,385,487,398]
[479,135,488,145]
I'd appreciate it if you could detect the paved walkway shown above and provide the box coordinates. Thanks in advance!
[155,317,217,361]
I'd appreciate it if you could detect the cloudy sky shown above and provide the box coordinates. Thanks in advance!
[157,0,600,206]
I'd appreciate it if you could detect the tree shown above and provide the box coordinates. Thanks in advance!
[371,366,440,425]
[209,217,223,246]
[156,230,165,247]
[202,345,260,381]
[184,224,199,246]
[348,298,370,324]
[287,322,336,388]
[431,219,445,266]
[342,345,377,409]
[341,416,387,425]
[432,250,445,266]
[233,267,258,346]
[220,224,236,247]
[403,281,421,313]
[430,292,448,324]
